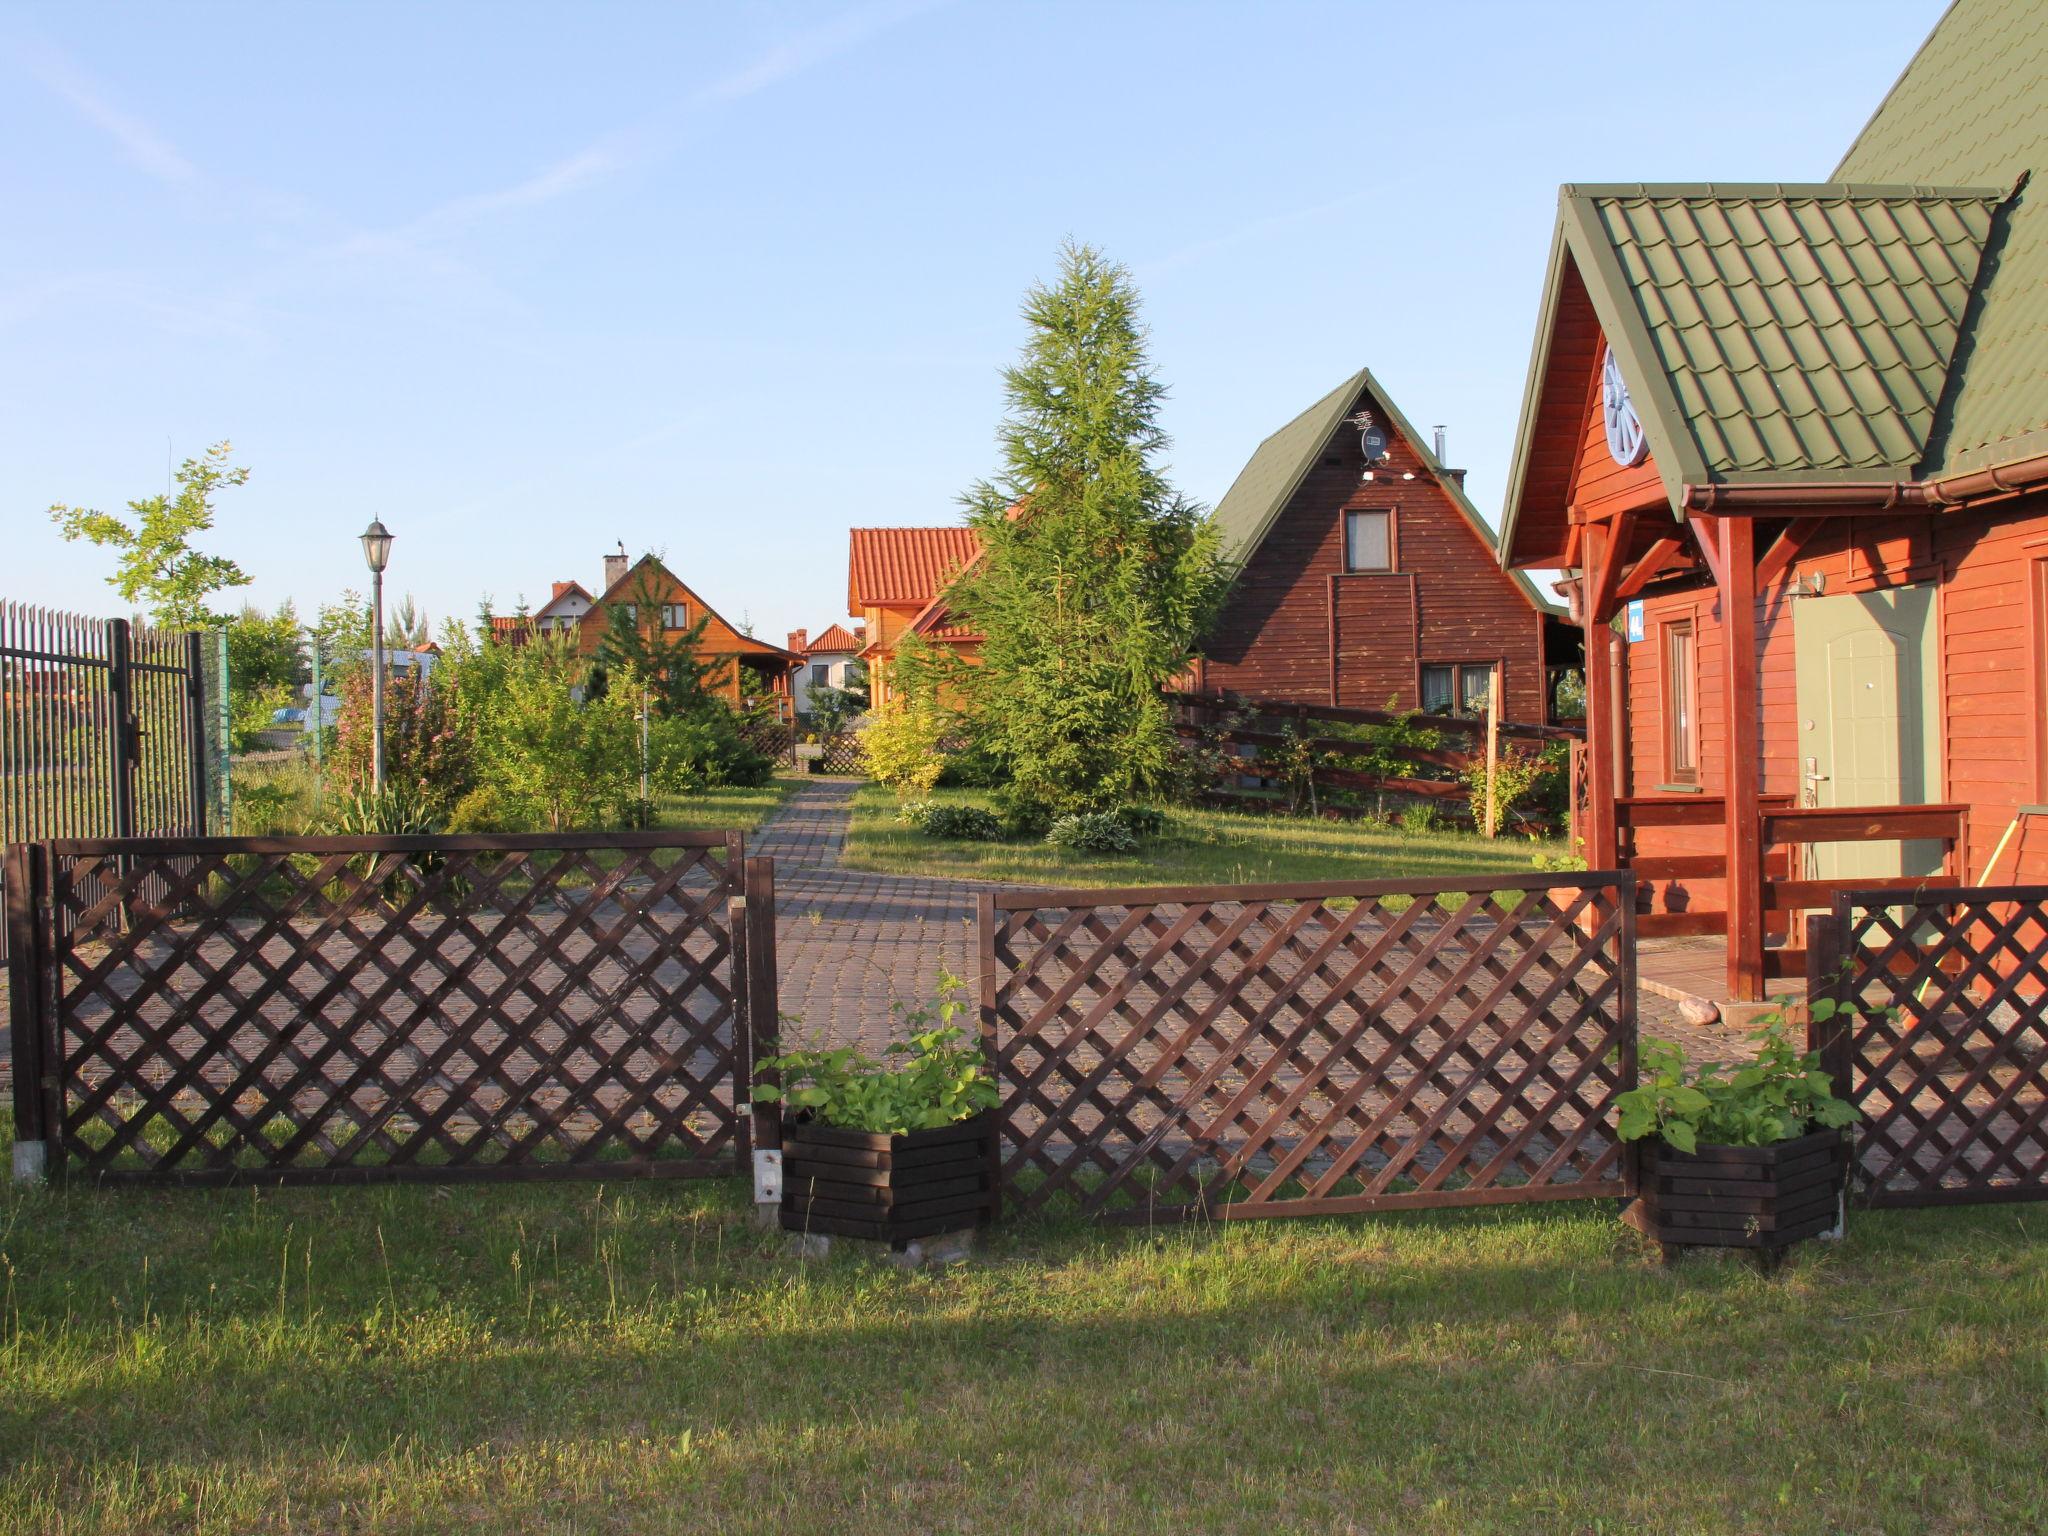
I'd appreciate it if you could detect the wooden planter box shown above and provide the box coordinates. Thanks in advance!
[1628,1127,1847,1259]
[781,1113,996,1246]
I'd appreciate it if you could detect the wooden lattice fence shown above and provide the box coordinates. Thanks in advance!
[978,872,1636,1223]
[1808,888,2048,1208]
[6,831,777,1186]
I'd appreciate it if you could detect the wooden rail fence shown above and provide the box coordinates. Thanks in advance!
[7,830,777,1186]
[1808,887,2048,1208]
[1169,691,1578,829]
[978,871,1636,1223]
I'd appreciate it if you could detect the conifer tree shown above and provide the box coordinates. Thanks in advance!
[953,242,1225,812]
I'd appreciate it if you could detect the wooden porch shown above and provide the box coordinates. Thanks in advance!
[1576,510,1972,1002]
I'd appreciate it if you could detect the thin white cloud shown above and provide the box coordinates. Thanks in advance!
[342,0,946,255]
[11,38,198,186]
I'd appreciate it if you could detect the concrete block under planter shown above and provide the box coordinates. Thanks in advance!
[780,1113,996,1248]
[1625,1127,1846,1261]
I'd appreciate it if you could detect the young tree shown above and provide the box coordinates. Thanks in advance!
[383,594,431,651]
[48,441,254,627]
[595,566,731,717]
[952,243,1226,813]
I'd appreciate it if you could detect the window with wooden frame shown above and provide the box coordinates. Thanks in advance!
[1344,509,1393,572]
[1421,661,1497,718]
[662,603,690,630]
[1663,618,1697,784]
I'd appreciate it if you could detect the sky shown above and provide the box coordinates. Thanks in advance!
[2,0,1947,645]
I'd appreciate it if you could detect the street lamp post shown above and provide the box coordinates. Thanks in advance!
[359,519,394,794]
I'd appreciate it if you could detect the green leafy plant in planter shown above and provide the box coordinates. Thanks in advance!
[753,974,1000,1245]
[1617,1001,1862,1263]
[753,972,997,1134]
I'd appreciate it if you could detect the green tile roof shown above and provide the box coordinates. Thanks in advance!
[1210,367,1561,614]
[1568,184,2001,495]
[1834,0,2048,476]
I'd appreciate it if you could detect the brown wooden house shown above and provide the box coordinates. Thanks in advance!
[1192,368,1575,723]
[1497,0,2046,998]
[495,547,798,717]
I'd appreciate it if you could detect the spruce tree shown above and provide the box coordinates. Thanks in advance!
[953,242,1225,813]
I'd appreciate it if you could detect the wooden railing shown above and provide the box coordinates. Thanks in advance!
[1618,796,1971,977]
[1169,691,1581,828]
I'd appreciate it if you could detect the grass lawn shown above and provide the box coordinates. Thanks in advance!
[1,1157,2041,1535]
[840,784,1570,888]
[653,775,799,837]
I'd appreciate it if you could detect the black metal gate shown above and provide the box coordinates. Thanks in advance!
[0,602,207,965]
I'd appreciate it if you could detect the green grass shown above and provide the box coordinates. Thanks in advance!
[840,784,1571,888]
[0,1153,2041,1535]
[653,775,798,836]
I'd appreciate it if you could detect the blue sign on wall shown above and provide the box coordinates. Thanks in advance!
[1625,600,1645,643]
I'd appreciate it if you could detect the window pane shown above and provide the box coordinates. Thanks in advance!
[1421,665,1454,714]
[1346,510,1390,571]
[1461,666,1494,716]
[811,664,830,687]
[1667,623,1695,774]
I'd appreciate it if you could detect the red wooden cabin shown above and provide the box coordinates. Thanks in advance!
[1497,0,2047,999]
[1192,367,1577,724]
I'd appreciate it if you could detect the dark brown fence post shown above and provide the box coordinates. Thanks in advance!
[6,843,49,1183]
[977,889,1001,1224]
[1804,912,1852,1096]
[1805,910,1851,1236]
[1616,875,1642,1202]
[183,631,209,834]
[742,855,781,1219]
[105,619,137,840]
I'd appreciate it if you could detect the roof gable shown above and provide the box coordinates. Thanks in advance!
[596,555,795,659]
[1211,368,1561,614]
[1501,182,2002,564]
[1833,0,2047,475]
[803,622,861,654]
[847,527,982,611]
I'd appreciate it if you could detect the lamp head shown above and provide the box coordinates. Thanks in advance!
[360,519,394,575]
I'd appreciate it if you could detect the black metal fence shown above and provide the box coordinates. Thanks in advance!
[0,602,207,965]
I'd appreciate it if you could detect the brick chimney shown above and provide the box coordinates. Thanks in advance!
[602,542,628,593]
[787,627,808,653]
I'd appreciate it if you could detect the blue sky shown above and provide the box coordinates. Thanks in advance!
[3,0,1944,644]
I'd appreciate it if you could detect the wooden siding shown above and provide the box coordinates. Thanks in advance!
[1201,388,1548,721]
[1612,494,2048,891]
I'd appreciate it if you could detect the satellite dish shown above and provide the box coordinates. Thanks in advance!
[1349,410,1390,464]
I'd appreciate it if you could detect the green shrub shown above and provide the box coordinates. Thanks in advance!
[994,789,1054,841]
[1114,805,1167,838]
[751,973,997,1134]
[446,783,531,835]
[937,739,1009,789]
[896,801,1004,842]
[1615,1004,1861,1152]
[1398,802,1443,835]
[860,700,946,799]
[323,785,443,837]
[1045,811,1139,854]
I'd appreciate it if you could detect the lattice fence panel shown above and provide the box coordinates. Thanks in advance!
[34,831,750,1184]
[1826,887,2048,1207]
[981,873,1635,1222]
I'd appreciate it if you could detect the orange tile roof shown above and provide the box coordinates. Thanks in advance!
[804,622,862,654]
[847,526,982,610]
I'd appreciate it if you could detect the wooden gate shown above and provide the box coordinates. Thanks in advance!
[1807,887,2048,1207]
[6,830,776,1186]
[979,872,1635,1222]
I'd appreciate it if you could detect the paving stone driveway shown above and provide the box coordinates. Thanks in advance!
[754,780,979,1050]
[749,778,1741,1064]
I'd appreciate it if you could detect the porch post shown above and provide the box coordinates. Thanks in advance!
[1720,516,1765,1000]
[1580,523,1620,871]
